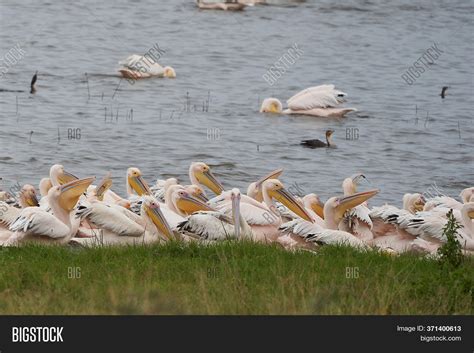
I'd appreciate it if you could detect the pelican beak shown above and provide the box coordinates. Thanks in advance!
[335,189,379,220]
[26,192,40,207]
[176,193,215,215]
[59,177,95,211]
[145,204,174,240]
[128,175,151,196]
[232,194,241,238]
[194,192,209,203]
[195,169,224,195]
[95,173,113,201]
[311,199,325,219]
[413,197,426,212]
[255,169,284,188]
[57,170,79,185]
[268,187,313,222]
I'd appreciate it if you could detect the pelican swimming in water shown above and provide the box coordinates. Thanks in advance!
[119,54,176,79]
[4,177,95,246]
[278,189,379,250]
[260,85,356,118]
[246,168,283,202]
[300,130,335,148]
[196,0,246,11]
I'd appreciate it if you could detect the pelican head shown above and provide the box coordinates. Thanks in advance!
[163,66,176,78]
[50,177,95,211]
[50,164,78,186]
[95,172,113,201]
[260,98,283,114]
[19,184,39,207]
[127,167,151,196]
[460,187,474,203]
[230,188,241,238]
[463,202,474,219]
[403,193,426,213]
[342,173,366,196]
[324,189,379,229]
[262,179,313,222]
[39,178,53,198]
[172,188,214,216]
[185,184,209,203]
[247,168,284,202]
[189,162,224,195]
[142,196,174,240]
[303,193,324,219]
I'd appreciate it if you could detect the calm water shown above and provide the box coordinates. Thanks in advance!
[0,0,473,205]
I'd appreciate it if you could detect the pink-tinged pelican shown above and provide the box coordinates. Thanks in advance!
[368,193,428,253]
[260,85,356,118]
[339,174,376,242]
[216,179,313,243]
[119,54,176,79]
[247,168,283,202]
[278,189,379,250]
[196,0,246,11]
[75,195,174,246]
[4,177,95,246]
[404,203,474,253]
[189,162,225,196]
[177,188,253,241]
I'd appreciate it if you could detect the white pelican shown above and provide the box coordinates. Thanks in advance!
[278,189,379,250]
[75,195,174,246]
[405,203,474,252]
[4,177,95,246]
[260,85,356,118]
[119,54,176,79]
[189,162,225,196]
[339,174,375,242]
[216,179,313,242]
[423,187,474,212]
[49,164,78,186]
[368,193,428,253]
[246,168,283,202]
[196,0,246,11]
[151,178,178,202]
[177,188,253,241]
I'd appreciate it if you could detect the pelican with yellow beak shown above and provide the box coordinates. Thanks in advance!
[247,168,283,202]
[279,189,379,249]
[216,179,313,242]
[189,162,224,196]
[74,195,174,246]
[49,164,79,186]
[4,177,95,246]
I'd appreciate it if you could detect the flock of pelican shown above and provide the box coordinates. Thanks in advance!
[1,163,473,257]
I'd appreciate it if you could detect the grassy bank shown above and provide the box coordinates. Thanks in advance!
[0,242,472,315]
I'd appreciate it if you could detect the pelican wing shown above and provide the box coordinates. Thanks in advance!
[76,202,144,237]
[424,196,462,211]
[176,211,235,240]
[0,201,21,226]
[9,208,70,239]
[119,54,164,75]
[305,229,368,248]
[279,218,322,238]
[287,85,346,110]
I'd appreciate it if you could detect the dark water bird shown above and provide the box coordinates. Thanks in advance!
[440,86,449,99]
[30,71,37,94]
[300,129,335,148]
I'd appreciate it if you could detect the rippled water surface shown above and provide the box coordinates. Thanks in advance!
[0,0,473,205]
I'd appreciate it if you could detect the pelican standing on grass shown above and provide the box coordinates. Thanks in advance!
[260,85,356,118]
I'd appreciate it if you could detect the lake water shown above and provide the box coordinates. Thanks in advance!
[0,0,473,206]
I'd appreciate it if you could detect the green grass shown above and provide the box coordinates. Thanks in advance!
[0,241,472,315]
